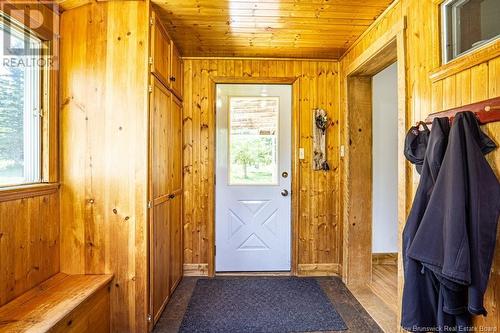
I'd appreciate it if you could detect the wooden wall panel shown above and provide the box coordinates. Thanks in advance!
[429,56,500,331]
[182,59,341,275]
[340,0,499,330]
[344,76,373,284]
[59,2,149,332]
[0,192,60,307]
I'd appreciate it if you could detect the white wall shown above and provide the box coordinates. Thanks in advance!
[372,62,398,254]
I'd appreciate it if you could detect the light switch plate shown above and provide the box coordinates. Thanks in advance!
[299,148,305,160]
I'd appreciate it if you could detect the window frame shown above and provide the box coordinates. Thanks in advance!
[441,0,500,64]
[0,4,59,197]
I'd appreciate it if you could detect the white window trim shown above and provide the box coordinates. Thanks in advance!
[441,0,500,64]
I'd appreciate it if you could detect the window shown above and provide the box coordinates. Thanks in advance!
[228,97,279,185]
[0,18,42,186]
[442,0,500,63]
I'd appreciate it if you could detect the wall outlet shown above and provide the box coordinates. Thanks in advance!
[299,148,305,160]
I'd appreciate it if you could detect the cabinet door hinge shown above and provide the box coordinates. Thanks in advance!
[147,201,152,209]
[150,18,154,26]
[149,56,153,65]
[148,85,153,93]
[147,313,152,322]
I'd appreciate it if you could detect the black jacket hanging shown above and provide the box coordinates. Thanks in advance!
[408,111,500,316]
[401,117,450,331]
[404,122,431,175]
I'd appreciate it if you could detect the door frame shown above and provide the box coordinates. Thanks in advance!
[342,19,408,291]
[208,76,299,276]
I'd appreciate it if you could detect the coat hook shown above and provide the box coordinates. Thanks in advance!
[485,105,500,111]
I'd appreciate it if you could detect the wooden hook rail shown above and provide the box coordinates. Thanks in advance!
[424,96,500,125]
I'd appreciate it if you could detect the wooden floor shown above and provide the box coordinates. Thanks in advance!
[371,264,398,313]
[348,263,398,333]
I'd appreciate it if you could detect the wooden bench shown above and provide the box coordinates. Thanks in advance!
[0,273,113,333]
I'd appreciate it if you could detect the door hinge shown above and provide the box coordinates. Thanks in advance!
[147,201,152,209]
[214,175,216,185]
[148,85,153,93]
[150,17,154,26]
[149,56,153,65]
[214,245,216,256]
[147,313,152,322]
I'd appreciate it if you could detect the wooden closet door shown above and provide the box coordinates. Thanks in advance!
[150,77,172,324]
[151,202,170,323]
[169,194,182,292]
[169,95,183,292]
[169,96,183,194]
[151,12,171,87]
[170,43,183,99]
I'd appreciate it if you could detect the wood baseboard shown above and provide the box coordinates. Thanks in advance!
[372,253,398,265]
[297,263,342,277]
[184,264,342,277]
[183,264,209,276]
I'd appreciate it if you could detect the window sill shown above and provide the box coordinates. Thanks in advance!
[430,39,500,83]
[0,183,60,203]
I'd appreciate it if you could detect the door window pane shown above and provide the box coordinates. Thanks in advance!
[229,97,279,185]
[0,20,42,186]
[442,0,500,63]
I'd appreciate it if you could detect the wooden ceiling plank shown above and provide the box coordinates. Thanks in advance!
[151,0,393,59]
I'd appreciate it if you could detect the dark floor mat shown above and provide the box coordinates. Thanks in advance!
[178,277,348,333]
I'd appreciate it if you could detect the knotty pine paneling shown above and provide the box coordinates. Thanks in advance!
[430,55,500,331]
[183,59,342,274]
[152,0,393,59]
[340,0,499,330]
[0,192,60,307]
[59,2,150,332]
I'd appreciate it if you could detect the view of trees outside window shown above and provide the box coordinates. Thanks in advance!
[0,64,25,184]
[229,97,279,185]
[0,21,41,186]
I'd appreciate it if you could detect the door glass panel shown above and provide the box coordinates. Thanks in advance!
[229,97,279,185]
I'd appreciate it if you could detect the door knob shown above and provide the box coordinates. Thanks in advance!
[281,189,289,197]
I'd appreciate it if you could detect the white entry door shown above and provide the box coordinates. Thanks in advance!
[216,84,292,272]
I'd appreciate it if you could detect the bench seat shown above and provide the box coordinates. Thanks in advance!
[0,273,113,333]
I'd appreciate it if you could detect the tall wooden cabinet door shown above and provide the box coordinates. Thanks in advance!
[151,202,170,323]
[151,78,171,199]
[169,95,183,194]
[170,43,183,99]
[151,12,171,87]
[169,91,183,293]
[169,194,183,293]
[150,76,172,324]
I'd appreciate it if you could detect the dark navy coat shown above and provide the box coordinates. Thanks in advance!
[401,117,450,331]
[408,111,500,316]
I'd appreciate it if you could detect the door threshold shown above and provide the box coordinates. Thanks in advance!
[216,271,291,277]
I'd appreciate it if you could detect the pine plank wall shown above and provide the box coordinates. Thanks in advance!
[182,59,343,276]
